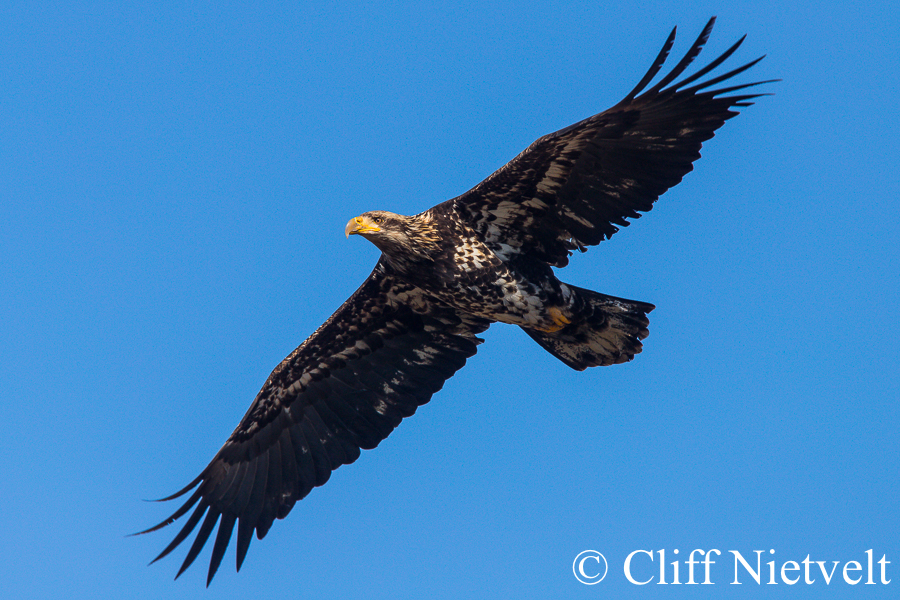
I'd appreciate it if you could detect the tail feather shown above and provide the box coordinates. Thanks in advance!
[524,286,654,371]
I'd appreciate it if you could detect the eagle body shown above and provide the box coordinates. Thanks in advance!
[139,17,773,585]
[364,208,575,333]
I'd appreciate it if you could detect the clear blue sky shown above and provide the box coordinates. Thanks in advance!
[2,1,897,599]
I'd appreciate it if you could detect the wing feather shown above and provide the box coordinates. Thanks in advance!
[176,508,218,579]
[136,263,489,583]
[276,429,299,518]
[207,512,236,584]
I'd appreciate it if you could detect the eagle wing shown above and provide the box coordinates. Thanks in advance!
[444,17,773,267]
[137,263,489,584]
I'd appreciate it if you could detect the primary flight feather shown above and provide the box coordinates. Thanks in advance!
[138,17,773,584]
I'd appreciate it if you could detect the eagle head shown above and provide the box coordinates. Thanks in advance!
[345,210,441,268]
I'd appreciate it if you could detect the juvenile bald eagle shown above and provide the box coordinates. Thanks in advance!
[139,17,772,584]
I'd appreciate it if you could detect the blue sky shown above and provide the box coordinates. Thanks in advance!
[2,1,898,598]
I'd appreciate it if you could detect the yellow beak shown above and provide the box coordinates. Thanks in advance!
[345,216,380,238]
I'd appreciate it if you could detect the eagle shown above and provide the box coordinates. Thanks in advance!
[138,17,772,584]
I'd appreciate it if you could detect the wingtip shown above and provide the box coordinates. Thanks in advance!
[174,556,193,581]
[130,519,171,537]
[148,544,172,566]
[148,474,204,503]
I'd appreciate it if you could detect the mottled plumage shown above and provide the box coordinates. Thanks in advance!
[138,17,772,584]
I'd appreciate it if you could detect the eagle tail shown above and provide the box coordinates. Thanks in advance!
[523,286,655,371]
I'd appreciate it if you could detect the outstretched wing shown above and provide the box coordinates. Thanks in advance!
[136,262,490,584]
[443,17,774,267]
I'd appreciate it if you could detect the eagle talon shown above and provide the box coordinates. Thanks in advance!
[543,307,572,332]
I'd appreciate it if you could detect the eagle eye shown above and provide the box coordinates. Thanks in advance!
[374,216,384,225]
